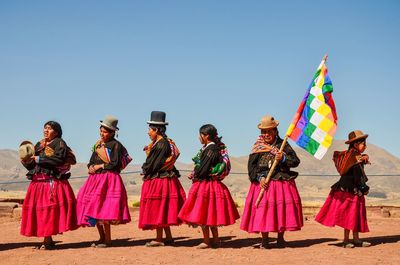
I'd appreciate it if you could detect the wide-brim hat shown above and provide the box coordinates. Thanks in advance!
[100,115,119,131]
[258,115,279,130]
[19,141,35,161]
[345,130,368,144]
[147,111,169,126]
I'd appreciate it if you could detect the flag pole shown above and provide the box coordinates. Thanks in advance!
[254,54,329,208]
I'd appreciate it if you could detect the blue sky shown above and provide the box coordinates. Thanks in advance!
[1,1,399,163]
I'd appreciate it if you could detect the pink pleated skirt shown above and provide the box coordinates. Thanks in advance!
[178,180,240,226]
[76,171,131,226]
[240,180,303,233]
[20,173,78,237]
[139,177,186,230]
[315,190,369,232]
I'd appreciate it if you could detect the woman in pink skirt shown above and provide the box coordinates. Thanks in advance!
[315,130,371,248]
[240,115,302,249]
[178,124,240,249]
[139,111,186,247]
[20,121,78,250]
[76,115,132,248]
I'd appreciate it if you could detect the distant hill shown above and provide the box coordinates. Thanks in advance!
[1,140,400,205]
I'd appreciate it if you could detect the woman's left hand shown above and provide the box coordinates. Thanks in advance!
[275,151,284,162]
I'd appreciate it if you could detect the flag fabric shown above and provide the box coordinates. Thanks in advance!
[286,58,338,160]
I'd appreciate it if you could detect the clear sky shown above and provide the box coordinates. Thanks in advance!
[1,1,399,164]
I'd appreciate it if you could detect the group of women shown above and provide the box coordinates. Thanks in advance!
[18,111,371,250]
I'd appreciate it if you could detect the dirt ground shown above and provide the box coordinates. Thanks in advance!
[0,208,399,265]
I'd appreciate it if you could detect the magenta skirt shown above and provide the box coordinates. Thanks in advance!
[315,190,369,232]
[139,177,186,230]
[178,180,240,226]
[240,180,303,233]
[20,173,78,237]
[76,171,131,226]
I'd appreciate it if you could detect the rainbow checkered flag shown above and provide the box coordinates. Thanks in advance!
[286,56,338,159]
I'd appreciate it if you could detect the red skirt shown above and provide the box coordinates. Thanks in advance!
[76,171,131,226]
[139,177,186,230]
[315,190,369,232]
[240,180,303,233]
[20,173,78,237]
[178,180,240,226]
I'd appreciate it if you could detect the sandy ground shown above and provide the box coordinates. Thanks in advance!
[0,208,399,265]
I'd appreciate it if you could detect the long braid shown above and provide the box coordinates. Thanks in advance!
[150,125,167,138]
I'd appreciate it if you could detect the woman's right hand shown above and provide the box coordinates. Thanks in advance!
[260,177,269,189]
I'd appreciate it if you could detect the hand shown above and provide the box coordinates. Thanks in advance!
[275,151,284,162]
[33,156,39,163]
[88,164,103,174]
[360,154,370,164]
[260,177,269,189]
[88,165,96,174]
[21,156,34,164]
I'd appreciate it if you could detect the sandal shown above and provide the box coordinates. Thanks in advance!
[252,243,261,248]
[353,240,371,247]
[342,242,355,248]
[196,242,210,249]
[39,244,54,250]
[95,242,112,248]
[145,241,165,247]
[91,240,105,247]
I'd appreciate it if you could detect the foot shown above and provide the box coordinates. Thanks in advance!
[95,242,112,248]
[211,239,221,249]
[164,238,175,246]
[276,238,286,248]
[260,238,269,249]
[36,244,54,250]
[342,241,355,248]
[196,242,210,249]
[353,240,371,247]
[145,240,165,247]
[251,243,261,248]
[91,240,105,247]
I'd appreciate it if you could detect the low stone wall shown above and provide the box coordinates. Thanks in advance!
[1,198,400,222]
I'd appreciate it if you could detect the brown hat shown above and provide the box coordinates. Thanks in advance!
[19,141,35,161]
[258,115,279,130]
[345,130,368,144]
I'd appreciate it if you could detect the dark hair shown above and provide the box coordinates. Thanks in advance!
[261,127,279,135]
[348,139,366,150]
[149,125,167,137]
[44,121,62,138]
[199,124,223,145]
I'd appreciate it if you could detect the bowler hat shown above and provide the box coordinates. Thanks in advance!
[100,115,119,131]
[345,130,368,144]
[147,111,169,125]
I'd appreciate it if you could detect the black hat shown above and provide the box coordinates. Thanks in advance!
[147,111,169,126]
